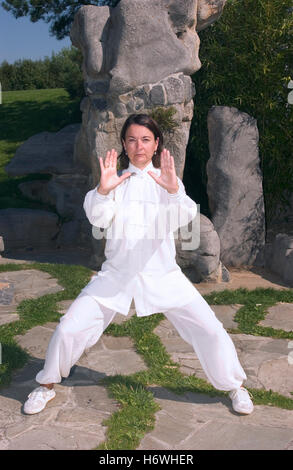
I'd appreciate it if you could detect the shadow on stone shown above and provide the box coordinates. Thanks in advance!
[147,384,231,410]
[0,356,109,414]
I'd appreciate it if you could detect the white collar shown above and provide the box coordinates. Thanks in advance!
[126,160,158,175]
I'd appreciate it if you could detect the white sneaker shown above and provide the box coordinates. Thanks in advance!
[24,386,56,415]
[229,386,254,415]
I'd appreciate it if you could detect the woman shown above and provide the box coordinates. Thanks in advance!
[24,114,253,416]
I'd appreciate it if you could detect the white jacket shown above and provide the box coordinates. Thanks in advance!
[81,160,201,316]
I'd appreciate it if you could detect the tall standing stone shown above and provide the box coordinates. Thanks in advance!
[206,106,266,267]
[70,0,227,185]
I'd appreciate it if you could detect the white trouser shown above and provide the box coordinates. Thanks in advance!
[36,293,247,391]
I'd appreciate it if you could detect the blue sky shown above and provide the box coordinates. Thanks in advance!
[0,7,71,64]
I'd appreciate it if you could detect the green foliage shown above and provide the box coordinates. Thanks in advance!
[0,46,84,97]
[184,0,293,224]
[150,107,179,134]
[1,0,121,40]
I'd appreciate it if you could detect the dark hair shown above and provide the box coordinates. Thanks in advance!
[118,113,164,170]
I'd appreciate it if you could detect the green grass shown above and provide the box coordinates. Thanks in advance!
[204,287,293,339]
[1,262,293,450]
[0,262,91,388]
[0,88,81,210]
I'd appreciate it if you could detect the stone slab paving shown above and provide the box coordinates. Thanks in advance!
[154,318,293,398]
[197,265,293,295]
[0,262,293,449]
[0,280,14,305]
[137,387,293,450]
[0,269,65,326]
[0,308,147,450]
[259,302,293,332]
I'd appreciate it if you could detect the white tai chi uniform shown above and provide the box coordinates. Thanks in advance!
[36,160,247,390]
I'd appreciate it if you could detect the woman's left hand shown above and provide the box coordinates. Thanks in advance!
[148,149,179,194]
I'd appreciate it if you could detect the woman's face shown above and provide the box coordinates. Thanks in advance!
[122,124,159,170]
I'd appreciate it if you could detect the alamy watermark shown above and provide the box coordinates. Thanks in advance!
[91,202,201,251]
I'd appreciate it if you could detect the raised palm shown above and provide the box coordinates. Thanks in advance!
[98,149,131,195]
[148,149,179,194]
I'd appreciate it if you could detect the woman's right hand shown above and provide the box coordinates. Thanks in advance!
[97,149,131,195]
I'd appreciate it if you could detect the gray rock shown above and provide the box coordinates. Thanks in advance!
[133,87,151,107]
[126,97,145,113]
[0,236,4,253]
[5,125,83,177]
[18,180,51,205]
[46,174,89,218]
[265,233,293,286]
[259,302,293,332]
[85,79,110,96]
[168,0,198,31]
[207,106,266,267]
[138,386,293,450]
[197,0,227,32]
[104,0,201,95]
[70,4,110,78]
[165,76,186,105]
[150,85,166,106]
[154,318,293,398]
[55,219,83,248]
[0,269,64,327]
[75,81,196,187]
[91,97,107,111]
[0,208,59,251]
[70,1,226,92]
[69,0,224,185]
[175,213,221,282]
[19,176,89,219]
[67,1,228,269]
[0,280,14,306]
[113,102,128,118]
[179,74,196,103]
[17,176,89,248]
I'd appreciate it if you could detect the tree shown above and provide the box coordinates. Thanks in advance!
[184,0,293,225]
[0,46,83,93]
[0,60,15,91]
[1,0,121,40]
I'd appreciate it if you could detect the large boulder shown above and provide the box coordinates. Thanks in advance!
[4,124,84,177]
[71,0,201,96]
[206,106,266,267]
[76,73,196,184]
[265,233,293,286]
[68,0,228,274]
[175,213,226,283]
[0,209,60,252]
[18,175,89,219]
[70,0,227,183]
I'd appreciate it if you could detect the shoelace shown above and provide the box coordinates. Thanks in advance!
[230,387,253,401]
[28,386,50,399]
